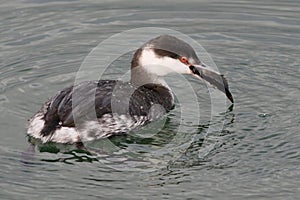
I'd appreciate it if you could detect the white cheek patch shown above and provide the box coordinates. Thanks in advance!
[139,49,190,76]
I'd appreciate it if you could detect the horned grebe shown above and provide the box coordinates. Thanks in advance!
[27,35,233,144]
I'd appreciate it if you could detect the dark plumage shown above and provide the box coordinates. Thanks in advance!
[39,80,173,137]
[27,34,233,144]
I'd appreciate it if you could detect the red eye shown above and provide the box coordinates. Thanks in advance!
[180,57,189,65]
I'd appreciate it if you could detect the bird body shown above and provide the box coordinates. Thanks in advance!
[27,35,233,144]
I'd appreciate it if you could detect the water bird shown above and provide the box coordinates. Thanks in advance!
[27,35,233,144]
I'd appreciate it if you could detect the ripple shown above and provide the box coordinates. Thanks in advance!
[5,34,50,46]
[1,0,300,199]
[258,113,272,118]
[28,82,42,88]
[0,94,9,104]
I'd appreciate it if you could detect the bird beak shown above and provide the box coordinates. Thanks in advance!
[189,63,234,103]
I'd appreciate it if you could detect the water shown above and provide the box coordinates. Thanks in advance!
[1,0,300,199]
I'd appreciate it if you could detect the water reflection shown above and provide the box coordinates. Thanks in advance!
[22,106,235,174]
[1,0,300,199]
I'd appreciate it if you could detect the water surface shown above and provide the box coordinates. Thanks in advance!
[1,0,299,199]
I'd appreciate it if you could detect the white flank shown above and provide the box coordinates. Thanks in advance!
[27,114,80,144]
[27,113,148,144]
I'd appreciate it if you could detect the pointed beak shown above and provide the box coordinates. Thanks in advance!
[189,64,234,103]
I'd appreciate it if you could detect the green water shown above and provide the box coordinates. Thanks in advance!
[0,0,299,199]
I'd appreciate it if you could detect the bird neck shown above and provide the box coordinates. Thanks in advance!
[130,48,174,106]
[130,65,170,89]
[130,66,174,108]
[130,48,169,88]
